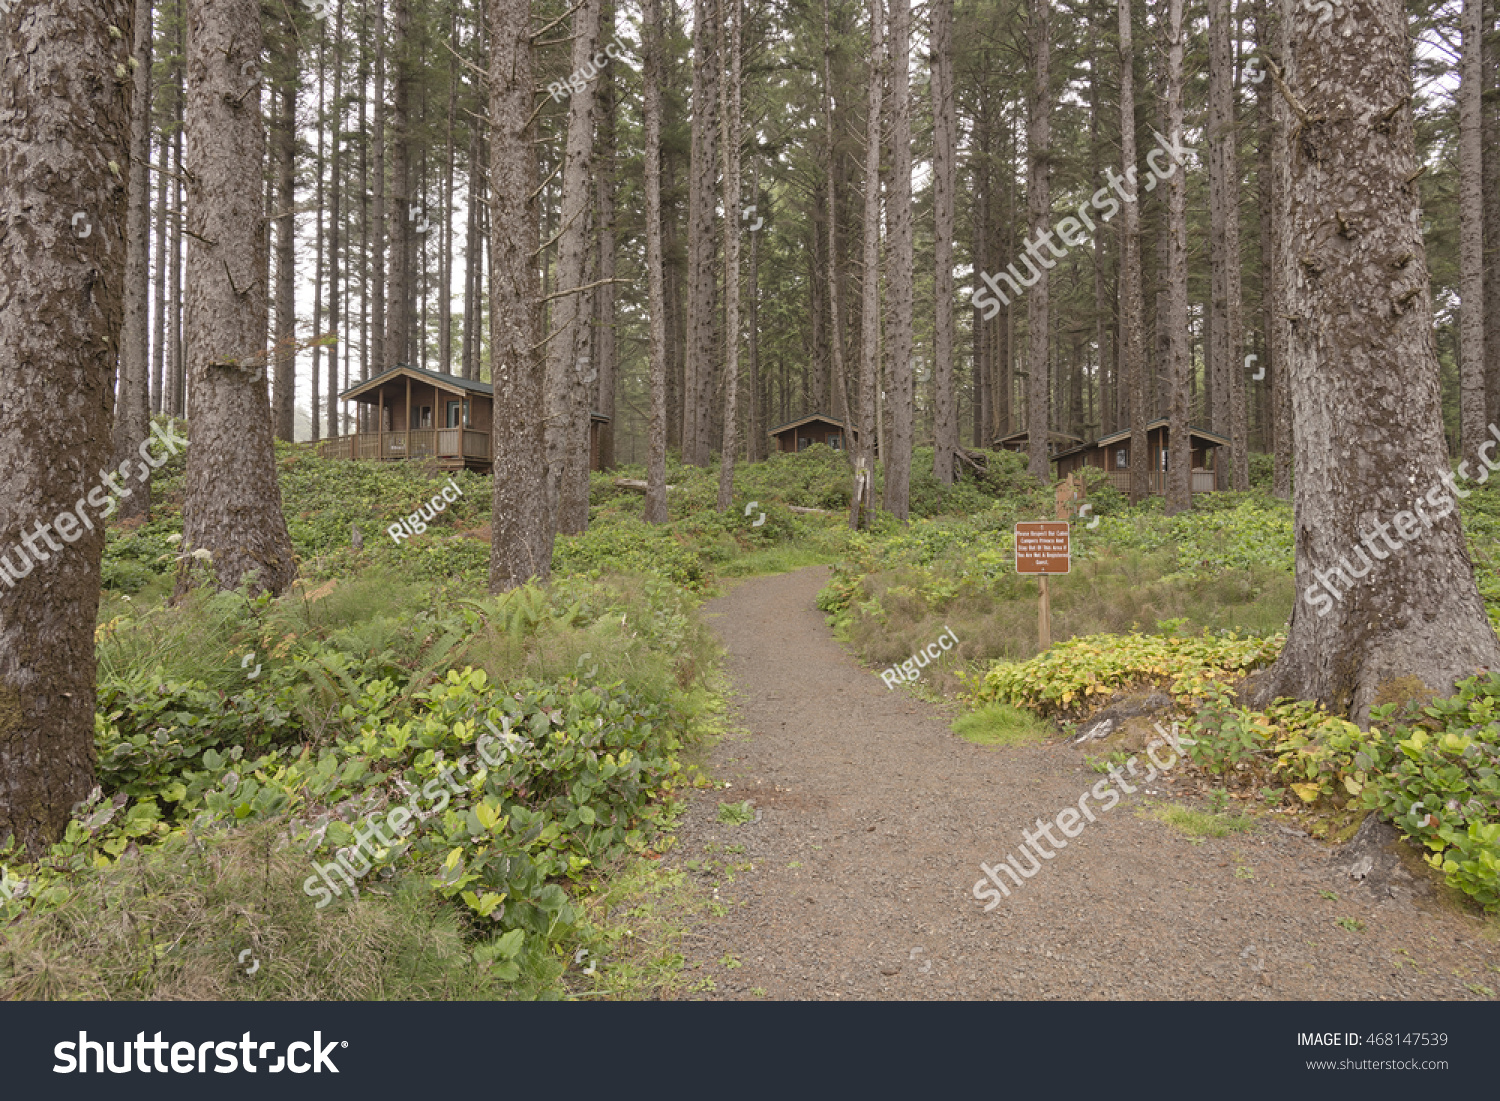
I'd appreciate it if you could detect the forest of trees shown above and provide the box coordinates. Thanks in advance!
[81,0,1500,500]
[3,0,1500,846]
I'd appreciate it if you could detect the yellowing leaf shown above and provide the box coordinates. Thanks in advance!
[1291,782,1321,803]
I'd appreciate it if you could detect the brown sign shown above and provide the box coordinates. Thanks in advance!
[1015,521,1071,574]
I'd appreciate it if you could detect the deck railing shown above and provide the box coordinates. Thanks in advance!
[317,430,490,463]
[1103,470,1217,495]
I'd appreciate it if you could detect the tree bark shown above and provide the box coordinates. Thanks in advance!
[326,0,346,439]
[644,0,669,524]
[1209,0,1248,489]
[716,0,743,512]
[596,6,618,470]
[177,0,296,599]
[682,0,719,466]
[881,0,913,519]
[152,109,168,417]
[1163,0,1192,514]
[1484,0,1500,436]
[1118,0,1148,504]
[746,157,762,462]
[385,0,412,370]
[272,17,297,443]
[822,0,851,454]
[1024,0,1051,483]
[0,0,134,856]
[168,1,186,418]
[116,0,155,521]
[1255,0,1500,721]
[311,25,326,443]
[441,4,458,374]
[1269,0,1292,499]
[371,2,387,376]
[851,0,884,529]
[932,0,956,484]
[1460,0,1487,465]
[546,0,602,536]
[488,0,554,589]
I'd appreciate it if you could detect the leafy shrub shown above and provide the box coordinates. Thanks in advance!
[1182,675,1500,911]
[971,631,1284,718]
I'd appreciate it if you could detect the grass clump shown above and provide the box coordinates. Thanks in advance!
[952,703,1050,748]
[1150,804,1258,839]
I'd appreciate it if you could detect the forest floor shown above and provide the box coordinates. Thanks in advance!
[667,566,1500,1001]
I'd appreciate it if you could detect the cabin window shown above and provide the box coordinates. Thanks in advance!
[828,433,843,450]
[410,405,432,429]
[1116,447,1128,469]
[798,436,812,452]
[446,401,463,428]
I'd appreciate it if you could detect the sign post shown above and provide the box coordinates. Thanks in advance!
[1014,521,1071,650]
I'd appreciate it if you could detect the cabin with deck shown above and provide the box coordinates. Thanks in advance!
[1052,418,1227,495]
[317,364,610,474]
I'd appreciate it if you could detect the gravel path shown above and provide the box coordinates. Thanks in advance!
[669,566,1500,1001]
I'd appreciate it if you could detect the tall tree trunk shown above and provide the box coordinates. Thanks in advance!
[596,3,618,470]
[851,0,884,529]
[932,0,956,484]
[326,0,346,439]
[311,25,326,443]
[822,0,851,452]
[1024,0,1051,483]
[1269,0,1292,499]
[1484,0,1500,436]
[644,0,669,523]
[1164,0,1192,513]
[371,1,386,375]
[974,98,992,444]
[488,0,553,589]
[1209,0,1248,489]
[0,0,134,855]
[115,0,155,521]
[152,115,168,416]
[746,157,762,461]
[546,0,602,535]
[385,0,411,370]
[882,0,913,519]
[177,0,296,598]
[1255,0,1500,720]
[1119,0,1148,504]
[1088,5,1112,440]
[716,0,743,512]
[441,4,458,374]
[272,20,297,442]
[682,0,719,466]
[169,0,186,418]
[462,109,483,381]
[1460,0,1487,464]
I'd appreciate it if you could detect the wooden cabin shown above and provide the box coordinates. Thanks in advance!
[317,364,610,474]
[769,413,857,454]
[993,428,1084,456]
[1052,418,1227,495]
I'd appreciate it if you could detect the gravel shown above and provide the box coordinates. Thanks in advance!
[666,566,1500,1002]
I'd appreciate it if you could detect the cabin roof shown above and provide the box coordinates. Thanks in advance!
[1054,418,1230,460]
[767,412,849,435]
[339,362,609,421]
[992,428,1085,446]
[340,363,493,401]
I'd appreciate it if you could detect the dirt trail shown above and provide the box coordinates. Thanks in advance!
[669,566,1499,1000]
